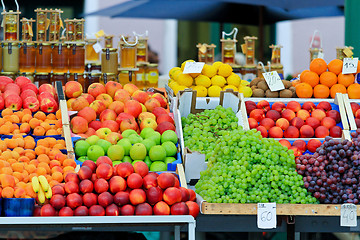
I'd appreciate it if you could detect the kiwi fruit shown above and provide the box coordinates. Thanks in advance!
[265,89,279,98]
[282,80,292,89]
[251,85,258,90]
[289,86,297,98]
[252,88,265,97]
[279,89,293,98]
[257,80,269,91]
[250,77,262,87]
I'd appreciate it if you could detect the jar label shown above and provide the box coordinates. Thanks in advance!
[136,73,144,82]
[147,71,158,84]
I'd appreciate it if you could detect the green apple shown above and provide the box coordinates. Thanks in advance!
[87,145,105,161]
[128,134,143,144]
[140,128,155,139]
[150,161,167,172]
[146,131,161,145]
[130,143,147,160]
[161,130,178,144]
[149,145,166,161]
[132,160,143,166]
[141,139,156,152]
[85,135,100,145]
[96,139,112,154]
[75,140,90,157]
[117,138,132,156]
[123,156,132,163]
[107,145,125,161]
[165,157,176,164]
[144,156,152,168]
[113,160,122,165]
[122,129,138,138]
[161,141,177,157]
[78,156,89,162]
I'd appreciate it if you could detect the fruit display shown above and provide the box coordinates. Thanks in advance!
[246,100,343,139]
[296,132,360,204]
[38,160,199,217]
[0,76,58,112]
[74,128,179,171]
[168,60,252,97]
[249,78,295,98]
[31,175,52,204]
[294,58,360,99]
[195,127,317,204]
[278,139,323,157]
[65,81,174,139]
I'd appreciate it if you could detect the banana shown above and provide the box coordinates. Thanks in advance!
[31,176,40,193]
[38,187,45,204]
[38,175,49,192]
[45,187,52,199]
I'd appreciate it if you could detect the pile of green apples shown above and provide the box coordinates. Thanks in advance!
[74,128,179,172]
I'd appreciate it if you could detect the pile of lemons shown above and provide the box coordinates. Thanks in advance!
[168,60,253,97]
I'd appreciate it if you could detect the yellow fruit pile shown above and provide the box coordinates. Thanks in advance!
[168,60,253,97]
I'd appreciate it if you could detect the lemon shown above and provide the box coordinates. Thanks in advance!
[223,85,238,92]
[227,73,241,87]
[193,86,207,97]
[190,73,200,78]
[181,60,195,71]
[201,64,217,78]
[177,74,193,87]
[173,85,188,95]
[218,64,233,77]
[238,85,253,97]
[169,67,181,79]
[195,75,211,88]
[208,85,222,97]
[172,70,182,81]
[211,75,226,87]
[240,80,250,86]
[168,80,179,89]
[212,61,223,71]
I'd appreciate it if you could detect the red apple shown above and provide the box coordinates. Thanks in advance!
[156,122,175,134]
[5,94,22,110]
[100,109,117,122]
[120,118,139,133]
[40,97,58,113]
[78,107,97,123]
[124,100,142,118]
[152,93,167,108]
[88,83,106,98]
[152,107,168,118]
[105,81,123,98]
[23,96,39,112]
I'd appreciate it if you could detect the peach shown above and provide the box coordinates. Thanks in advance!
[143,175,158,190]
[296,109,310,121]
[97,157,113,167]
[132,90,150,104]
[106,203,120,216]
[260,118,275,130]
[70,116,88,134]
[248,118,258,129]
[284,126,300,138]
[290,146,302,157]
[78,107,97,123]
[321,117,336,129]
[96,93,113,108]
[96,163,113,180]
[302,101,316,112]
[186,201,200,218]
[157,173,176,189]
[293,140,306,152]
[356,109,360,119]
[257,100,270,112]
[88,83,106,98]
[78,165,93,180]
[40,204,56,216]
[109,176,127,193]
[256,126,268,138]
[314,126,329,138]
[299,125,314,138]
[64,181,79,194]
[350,102,360,115]
[163,187,182,206]
[153,201,170,215]
[278,139,291,149]
[98,192,114,207]
[83,193,98,208]
[135,203,153,216]
[100,109,117,122]
[50,194,66,210]
[271,101,286,112]
[66,193,83,209]
[116,162,135,178]
[80,93,95,104]
[276,118,290,130]
[65,81,83,98]
[114,191,130,206]
[71,96,89,111]
[89,205,105,216]
[127,173,143,189]
[152,93,167,108]
[305,117,321,129]
[105,81,123,98]
[145,98,161,112]
[114,89,131,103]
[124,100,143,118]
[316,101,332,112]
[266,110,281,121]
[286,101,301,112]
[281,109,295,122]
[249,109,265,122]
[79,179,94,194]
[326,110,341,123]
[171,202,189,215]
[123,83,139,95]
[268,126,283,138]
[290,117,304,129]
[74,206,89,216]
[329,126,342,138]
[89,100,107,116]
[311,109,326,121]
[307,139,322,153]
[108,101,125,115]
[245,101,257,115]
[121,204,135,216]
[129,189,146,206]
[94,178,109,194]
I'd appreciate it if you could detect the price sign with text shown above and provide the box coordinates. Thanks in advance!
[263,71,284,92]
[342,58,358,74]
[257,203,276,229]
[183,62,205,74]
[341,204,357,227]
[93,43,103,54]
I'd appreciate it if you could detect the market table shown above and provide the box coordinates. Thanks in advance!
[0,216,196,240]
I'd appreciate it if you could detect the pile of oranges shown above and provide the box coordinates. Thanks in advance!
[294,58,360,99]
[0,109,62,136]
[0,134,76,199]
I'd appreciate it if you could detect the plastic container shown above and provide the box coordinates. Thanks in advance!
[3,198,35,216]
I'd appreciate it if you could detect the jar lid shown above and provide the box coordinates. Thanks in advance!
[103,73,116,76]
[102,48,117,52]
[74,43,85,46]
[38,42,52,46]
[22,42,35,46]
[3,42,19,46]
[148,64,158,67]
[86,39,97,44]
[35,72,50,75]
[69,72,85,76]
[1,72,16,75]
[91,73,101,76]
[53,72,66,75]
[22,72,35,75]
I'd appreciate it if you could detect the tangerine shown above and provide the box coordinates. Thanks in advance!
[310,58,327,75]
[313,84,330,98]
[330,84,347,98]
[300,70,319,87]
[347,83,360,99]
[338,73,355,87]
[327,59,343,75]
[319,71,337,88]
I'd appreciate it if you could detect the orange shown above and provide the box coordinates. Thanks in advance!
[40,122,51,132]
[319,71,337,88]
[310,58,327,75]
[299,70,319,87]
[29,118,41,129]
[313,84,330,98]
[338,73,355,87]
[37,154,50,164]
[327,59,343,75]
[56,110,62,120]
[34,112,46,121]
[21,114,32,123]
[9,115,20,123]
[63,159,76,168]
[25,164,36,174]
[347,83,360,99]
[295,83,313,98]
[1,109,13,117]
[47,113,56,120]
[2,187,14,198]
[20,123,30,133]
[33,126,46,136]
[52,171,63,182]
[330,84,347,98]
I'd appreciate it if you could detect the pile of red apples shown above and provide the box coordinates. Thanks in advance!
[65,81,175,140]
[0,76,58,113]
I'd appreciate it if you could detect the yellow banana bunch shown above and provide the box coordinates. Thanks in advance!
[38,175,49,192]
[38,187,46,204]
[31,175,52,204]
[31,176,40,193]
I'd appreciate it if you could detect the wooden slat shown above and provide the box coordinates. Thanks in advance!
[342,130,352,141]
[59,100,69,125]
[342,94,357,130]
[176,164,188,189]
[335,93,349,130]
[62,124,74,160]
[201,203,356,216]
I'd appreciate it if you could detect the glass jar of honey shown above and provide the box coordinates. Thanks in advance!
[118,71,129,86]
[20,72,35,83]
[51,73,67,86]
[1,72,17,80]
[3,42,19,72]
[52,43,69,73]
[36,43,52,72]
[135,63,146,90]
[100,73,117,84]
[88,72,101,85]
[34,72,50,87]
[68,73,86,89]
[101,48,118,74]
[4,13,18,41]
[120,36,137,69]
[19,43,36,73]
[145,64,159,88]
[69,43,85,73]
[85,39,100,62]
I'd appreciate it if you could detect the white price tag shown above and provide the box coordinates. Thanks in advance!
[257,203,276,229]
[341,204,357,227]
[93,43,103,54]
[183,62,205,74]
[262,71,285,92]
[342,58,358,74]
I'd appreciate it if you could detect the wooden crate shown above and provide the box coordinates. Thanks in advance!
[342,93,358,131]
